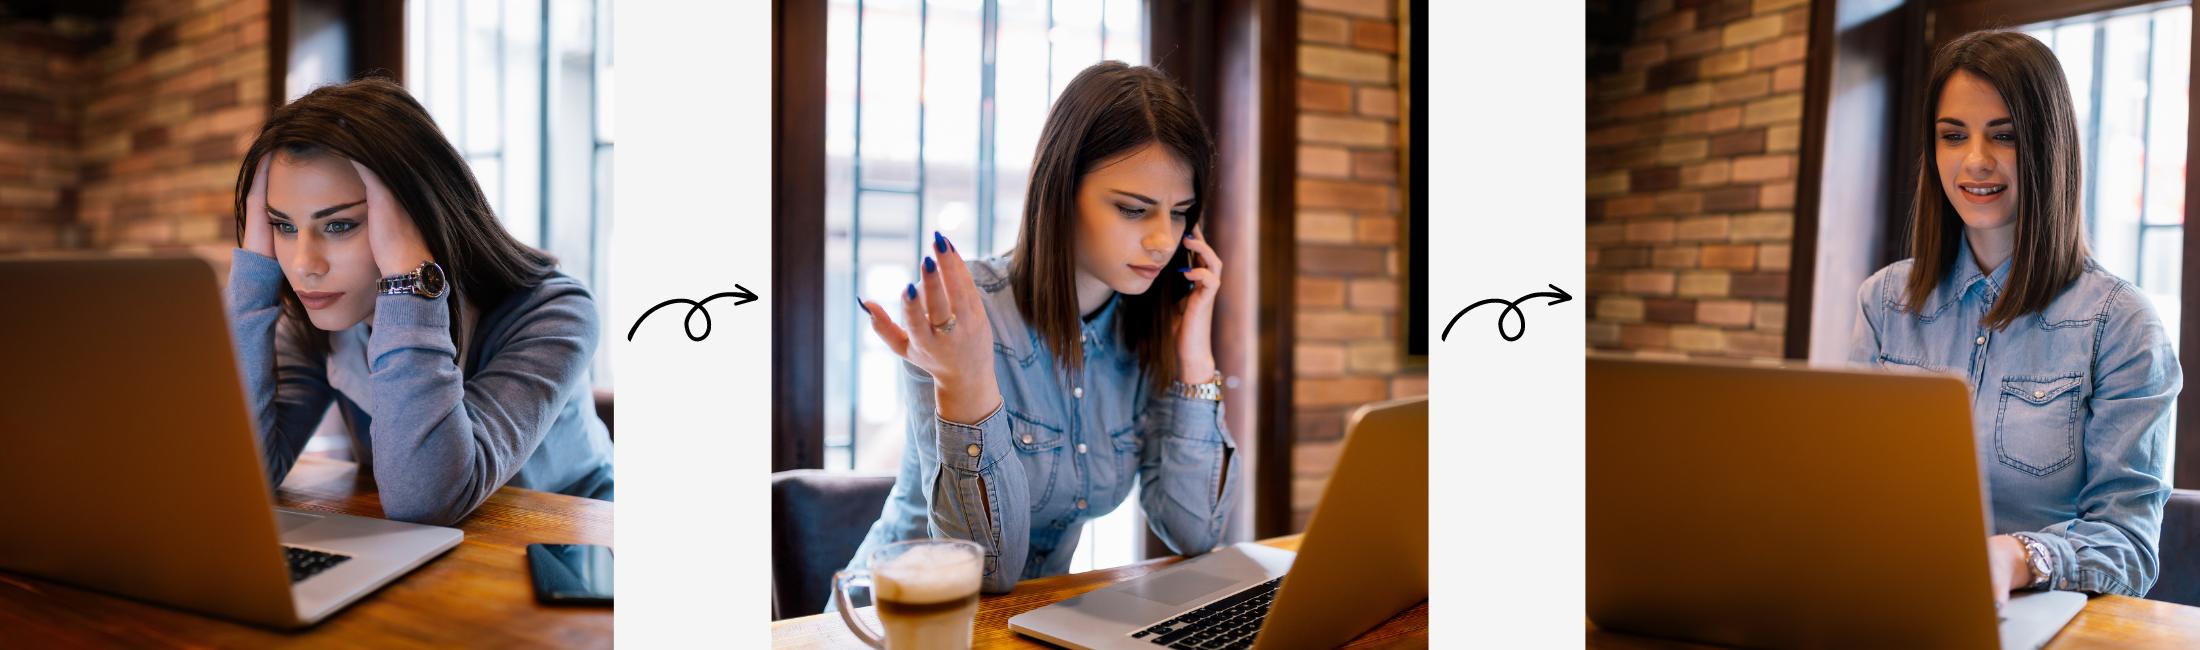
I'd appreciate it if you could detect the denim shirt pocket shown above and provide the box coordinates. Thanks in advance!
[1008,409,1066,512]
[1995,373,2085,476]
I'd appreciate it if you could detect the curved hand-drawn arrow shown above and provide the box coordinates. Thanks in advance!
[627,285,760,341]
[1440,284,1573,342]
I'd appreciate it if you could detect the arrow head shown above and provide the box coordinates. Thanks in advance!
[1544,284,1572,306]
[731,284,759,306]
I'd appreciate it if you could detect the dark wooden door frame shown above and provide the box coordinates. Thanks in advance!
[773,0,827,473]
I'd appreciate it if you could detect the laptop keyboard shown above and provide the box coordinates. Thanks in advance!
[1132,576,1283,649]
[284,545,353,583]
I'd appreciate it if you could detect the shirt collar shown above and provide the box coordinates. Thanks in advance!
[1941,234,2014,306]
[1080,294,1119,357]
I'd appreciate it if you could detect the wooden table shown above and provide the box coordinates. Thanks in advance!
[0,456,613,648]
[772,534,1429,648]
[1587,593,2200,648]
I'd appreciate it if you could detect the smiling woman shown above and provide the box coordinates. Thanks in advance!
[226,77,616,525]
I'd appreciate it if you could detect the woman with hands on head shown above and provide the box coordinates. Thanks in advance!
[843,61,1239,596]
[229,77,613,526]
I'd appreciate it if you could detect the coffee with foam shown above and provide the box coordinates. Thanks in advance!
[849,540,982,649]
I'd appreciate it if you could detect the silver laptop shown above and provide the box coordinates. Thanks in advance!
[1588,356,2086,650]
[1010,398,1428,649]
[0,255,462,628]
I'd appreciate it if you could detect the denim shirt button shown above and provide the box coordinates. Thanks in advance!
[1073,386,1084,399]
[1021,433,1034,444]
[966,443,981,457]
[2034,390,2046,399]
[1076,498,1088,509]
[1975,335,1986,345]
[1076,443,1089,454]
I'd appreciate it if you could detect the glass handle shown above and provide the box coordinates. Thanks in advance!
[833,569,886,649]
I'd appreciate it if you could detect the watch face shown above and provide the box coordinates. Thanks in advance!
[418,262,448,297]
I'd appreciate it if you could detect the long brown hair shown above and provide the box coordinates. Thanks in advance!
[1009,61,1214,388]
[232,76,556,359]
[1904,30,2088,329]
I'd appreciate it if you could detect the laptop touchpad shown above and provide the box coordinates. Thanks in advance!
[276,510,323,533]
[1123,570,1237,606]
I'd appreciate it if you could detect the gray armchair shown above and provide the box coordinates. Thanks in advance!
[2147,489,2200,607]
[771,470,895,620]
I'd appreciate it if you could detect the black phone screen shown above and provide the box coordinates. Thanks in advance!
[528,543,613,605]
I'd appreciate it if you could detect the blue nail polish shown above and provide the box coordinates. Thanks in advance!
[934,231,947,253]
[1179,267,1193,273]
[924,256,937,273]
[906,284,918,300]
[856,296,869,314]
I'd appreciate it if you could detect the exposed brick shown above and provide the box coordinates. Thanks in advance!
[1732,211,1794,241]
[1680,159,1732,187]
[1300,276,1347,308]
[1710,128,1767,156]
[1664,82,1712,112]
[1723,14,1783,48]
[1702,186,1759,212]
[1623,42,1670,71]
[1294,376,1391,408]
[1346,339,1400,374]
[1298,179,1390,211]
[1731,154,1796,182]
[1604,195,1657,219]
[1354,215,1398,245]
[1698,0,1753,27]
[1701,243,1759,270]
[1300,145,1352,178]
[1729,331,1786,357]
[1755,0,1811,12]
[1589,170,1631,197]
[1299,311,1388,341]
[1642,9,1697,40]
[1767,123,1801,152]
[1298,343,1347,376]
[1678,270,1732,297]
[1589,321,1623,345]
[1759,242,1792,271]
[1743,93,1803,126]
[1705,105,1744,131]
[1754,301,1788,331]
[1655,190,1703,216]
[1699,48,1751,79]
[1299,210,1355,243]
[1677,216,1731,241]
[1646,58,1700,91]
[1625,270,1678,295]
[1301,12,1351,44]
[1646,298,1697,324]
[1632,166,1681,193]
[1598,295,1646,322]
[1759,181,1796,209]
[1621,323,1671,350]
[1356,86,1399,119]
[1657,137,1709,164]
[1711,72,1771,105]
[1353,149,1398,181]
[1303,0,1389,19]
[1626,219,1678,243]
[1781,5,1811,34]
[1301,244,1389,275]
[1671,28,1723,57]
[1653,245,1701,268]
[1351,18,1398,53]
[1300,114,1390,147]
[1299,79,1354,113]
[1772,63,1805,93]
[1670,325,1727,352]
[1698,299,1754,327]
[1733,272,1789,299]
[1752,35,1808,69]
[1300,45,1392,83]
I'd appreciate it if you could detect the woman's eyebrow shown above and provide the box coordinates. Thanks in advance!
[1108,189,1196,207]
[266,199,366,221]
[1936,117,2013,127]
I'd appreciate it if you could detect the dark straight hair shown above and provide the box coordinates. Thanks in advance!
[232,76,556,359]
[1905,30,2088,329]
[1009,61,1215,388]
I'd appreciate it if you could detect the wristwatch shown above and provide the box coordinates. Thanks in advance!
[2016,533,2054,590]
[377,260,449,299]
[1170,371,1224,401]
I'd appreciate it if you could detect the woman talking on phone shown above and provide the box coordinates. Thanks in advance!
[846,61,1240,594]
[228,77,614,526]
[1849,31,2179,605]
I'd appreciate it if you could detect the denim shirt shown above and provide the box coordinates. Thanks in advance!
[845,256,1242,594]
[1848,238,2179,596]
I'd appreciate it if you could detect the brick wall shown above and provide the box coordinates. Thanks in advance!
[1586,0,1809,359]
[1292,0,1427,531]
[0,0,268,255]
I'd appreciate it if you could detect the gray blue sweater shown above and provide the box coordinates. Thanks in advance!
[227,249,615,525]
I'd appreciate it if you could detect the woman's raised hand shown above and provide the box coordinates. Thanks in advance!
[1174,225,1222,383]
[860,232,1003,425]
[241,155,275,258]
[351,159,435,278]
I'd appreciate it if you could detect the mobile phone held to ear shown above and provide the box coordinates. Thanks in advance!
[528,543,613,605]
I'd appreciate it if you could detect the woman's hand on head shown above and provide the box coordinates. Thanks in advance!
[351,159,435,278]
[1175,225,1222,383]
[860,232,1002,424]
[241,155,275,259]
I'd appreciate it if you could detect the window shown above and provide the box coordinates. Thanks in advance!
[2021,3,2188,352]
[405,0,616,385]
[823,0,1150,572]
